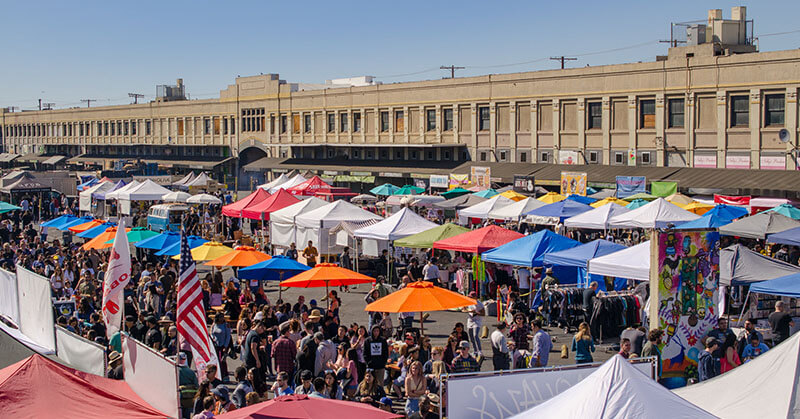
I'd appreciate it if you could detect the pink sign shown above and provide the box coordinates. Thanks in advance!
[693,154,717,168]
[725,155,750,169]
[760,156,786,170]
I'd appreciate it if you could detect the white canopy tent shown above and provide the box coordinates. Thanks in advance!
[171,172,195,187]
[269,197,329,248]
[268,174,307,193]
[162,191,191,203]
[513,355,714,419]
[187,193,222,204]
[587,241,650,281]
[104,180,140,200]
[673,332,800,419]
[117,180,171,215]
[608,198,699,229]
[353,207,438,241]
[295,200,383,253]
[184,172,212,188]
[258,173,290,190]
[458,195,514,221]
[78,181,113,212]
[564,203,631,230]
[488,197,547,220]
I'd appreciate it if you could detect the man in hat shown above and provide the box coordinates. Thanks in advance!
[697,337,720,382]
[307,308,323,331]
[540,267,558,290]
[125,314,147,342]
[271,322,297,377]
[451,340,480,373]
[212,385,235,414]
[107,351,124,380]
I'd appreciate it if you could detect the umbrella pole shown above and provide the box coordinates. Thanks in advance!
[419,311,424,336]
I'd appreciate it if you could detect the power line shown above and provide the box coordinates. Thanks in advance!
[81,99,95,108]
[440,65,465,79]
[550,56,577,69]
[128,93,144,104]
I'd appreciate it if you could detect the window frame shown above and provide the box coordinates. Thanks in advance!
[327,113,335,133]
[353,112,361,133]
[478,106,490,131]
[304,114,312,133]
[426,109,436,131]
[668,98,685,128]
[639,99,656,129]
[730,95,749,128]
[587,102,602,130]
[443,108,454,131]
[380,111,389,132]
[340,113,348,133]
[764,94,785,127]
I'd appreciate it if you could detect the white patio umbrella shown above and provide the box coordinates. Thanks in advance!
[187,193,222,204]
[162,191,191,203]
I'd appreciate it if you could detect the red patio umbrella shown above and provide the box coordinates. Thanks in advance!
[240,188,300,220]
[221,188,270,217]
[432,224,524,254]
[216,394,401,419]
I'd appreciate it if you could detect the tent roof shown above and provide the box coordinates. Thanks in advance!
[458,195,514,219]
[565,194,596,205]
[564,203,630,230]
[608,198,700,229]
[80,180,113,199]
[433,225,524,254]
[0,354,166,418]
[719,212,800,240]
[221,188,271,217]
[767,226,800,246]
[516,355,715,419]
[720,244,800,286]
[675,213,734,229]
[588,188,616,199]
[117,179,171,201]
[105,180,140,200]
[184,172,211,187]
[393,223,470,249]
[482,229,580,267]
[543,239,626,268]
[269,197,329,224]
[286,175,331,196]
[0,323,56,369]
[240,189,300,221]
[704,204,750,220]
[432,193,487,210]
[171,172,195,186]
[526,199,593,223]
[353,207,439,241]
[269,173,307,193]
[488,197,547,220]
[295,200,383,228]
[673,332,800,419]
[750,272,800,298]
[587,240,651,281]
[259,173,290,190]
[93,180,126,200]
[1,177,51,193]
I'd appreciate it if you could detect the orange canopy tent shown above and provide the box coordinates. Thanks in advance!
[204,246,270,267]
[221,188,271,217]
[365,280,476,335]
[82,226,131,250]
[68,219,103,233]
[281,263,375,305]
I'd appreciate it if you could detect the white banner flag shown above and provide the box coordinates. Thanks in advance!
[102,221,131,340]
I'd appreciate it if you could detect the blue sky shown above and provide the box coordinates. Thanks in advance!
[1,1,798,110]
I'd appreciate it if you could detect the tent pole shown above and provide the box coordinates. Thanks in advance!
[737,289,752,326]
[419,311,424,336]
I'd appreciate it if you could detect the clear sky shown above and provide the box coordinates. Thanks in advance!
[1,1,798,110]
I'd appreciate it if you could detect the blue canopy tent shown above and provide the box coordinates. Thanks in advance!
[239,255,311,281]
[749,272,800,298]
[566,194,596,205]
[767,226,800,247]
[41,214,77,229]
[76,178,98,192]
[525,200,593,222]
[369,183,399,196]
[76,222,117,239]
[675,214,733,230]
[542,239,627,291]
[134,231,180,250]
[56,215,96,231]
[704,204,749,220]
[154,235,209,256]
[482,229,580,268]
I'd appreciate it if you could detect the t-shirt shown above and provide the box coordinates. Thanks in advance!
[769,311,793,342]
[620,328,646,355]
[582,288,595,312]
[466,301,484,329]
[517,268,531,290]
[422,263,440,280]
[242,329,261,368]
[741,343,769,362]
[145,327,162,349]
[490,330,508,354]
[531,330,552,367]
[303,246,318,264]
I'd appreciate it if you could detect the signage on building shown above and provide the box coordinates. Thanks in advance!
[760,155,785,170]
[693,154,717,168]
[449,173,470,190]
[470,166,491,188]
[615,176,646,198]
[560,171,587,196]
[429,175,449,189]
[379,172,403,178]
[413,179,428,190]
[513,175,536,194]
[725,155,751,169]
[558,150,579,165]
[133,175,174,186]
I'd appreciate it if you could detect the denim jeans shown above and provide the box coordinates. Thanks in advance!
[468,325,482,355]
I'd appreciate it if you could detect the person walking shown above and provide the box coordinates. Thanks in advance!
[302,241,318,267]
[462,291,485,359]
[571,322,595,364]
[769,301,794,345]
[530,319,552,367]
[490,322,510,370]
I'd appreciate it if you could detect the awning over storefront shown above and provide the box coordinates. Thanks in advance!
[143,157,234,169]
[42,155,66,165]
[17,154,49,163]
[0,153,20,163]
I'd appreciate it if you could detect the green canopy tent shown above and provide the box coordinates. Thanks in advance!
[393,185,425,195]
[441,188,471,200]
[393,223,470,248]
[624,192,658,201]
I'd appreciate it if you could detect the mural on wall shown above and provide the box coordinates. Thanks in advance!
[560,171,587,196]
[654,230,720,388]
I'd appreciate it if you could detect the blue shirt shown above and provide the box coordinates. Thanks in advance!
[741,343,769,362]
[571,336,595,363]
[532,330,552,367]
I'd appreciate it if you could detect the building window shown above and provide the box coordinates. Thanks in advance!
[426,150,434,160]
[478,106,490,131]
[230,119,235,134]
[110,122,116,136]
[204,118,211,135]
[146,121,151,135]
[587,102,602,129]
[588,150,599,163]
[327,149,335,158]
[340,113,348,132]
[380,111,389,132]
[352,149,360,158]
[765,94,785,127]
[304,114,312,133]
[104,122,109,136]
[395,111,404,132]
[443,108,454,131]
[499,150,507,161]
[366,149,374,159]
[327,113,335,133]
[480,151,488,161]
[519,151,527,163]
[353,112,361,132]
[426,109,436,131]
[730,95,749,127]
[641,152,651,164]
[280,115,287,134]
[614,151,624,164]
[395,150,404,159]
[461,150,470,161]
[640,99,655,129]
[292,114,300,134]
[270,115,275,134]
[443,150,451,160]
[410,150,418,159]
[668,98,685,128]
[131,121,136,135]
[117,122,122,135]
[540,151,550,163]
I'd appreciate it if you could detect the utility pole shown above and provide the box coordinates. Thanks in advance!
[128,93,144,104]
[42,102,54,110]
[81,99,95,108]
[550,56,577,69]
[440,65,465,79]
[38,99,41,111]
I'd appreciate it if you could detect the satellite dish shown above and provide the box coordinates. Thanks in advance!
[779,128,791,143]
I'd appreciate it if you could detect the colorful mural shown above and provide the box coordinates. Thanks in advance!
[654,230,720,387]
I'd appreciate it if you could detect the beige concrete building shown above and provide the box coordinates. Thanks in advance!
[1,7,798,176]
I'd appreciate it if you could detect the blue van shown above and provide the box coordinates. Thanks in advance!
[147,203,188,232]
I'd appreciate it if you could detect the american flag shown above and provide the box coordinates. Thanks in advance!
[177,230,218,372]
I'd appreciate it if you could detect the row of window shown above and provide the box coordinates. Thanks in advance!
[270,108,457,135]
[3,116,243,138]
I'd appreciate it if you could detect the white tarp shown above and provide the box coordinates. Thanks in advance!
[118,179,171,201]
[269,197,329,247]
[564,203,631,230]
[269,173,307,193]
[673,331,800,419]
[0,268,19,326]
[487,197,546,220]
[514,355,714,419]
[0,321,54,355]
[458,195,514,220]
[587,241,650,281]
[122,334,179,418]
[79,181,113,212]
[259,173,290,190]
[353,207,438,241]
[55,325,105,377]
[608,198,699,229]
[295,200,383,252]
[104,180,140,200]
[448,357,655,419]
[16,266,55,352]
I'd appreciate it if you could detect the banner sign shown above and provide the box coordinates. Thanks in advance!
[651,181,678,197]
[513,175,536,194]
[693,154,717,168]
[429,175,449,189]
[652,231,720,388]
[558,150,579,165]
[447,358,655,419]
[413,179,428,191]
[0,268,19,326]
[16,266,56,352]
[615,176,646,198]
[449,174,470,190]
[123,334,180,418]
[714,194,750,207]
[760,155,786,170]
[560,172,587,196]
[726,155,750,169]
[55,325,106,377]
[471,166,491,189]
[53,300,77,319]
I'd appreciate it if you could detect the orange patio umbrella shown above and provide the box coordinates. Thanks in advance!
[204,246,270,267]
[281,263,375,306]
[81,226,131,250]
[364,280,477,335]
[68,220,103,234]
